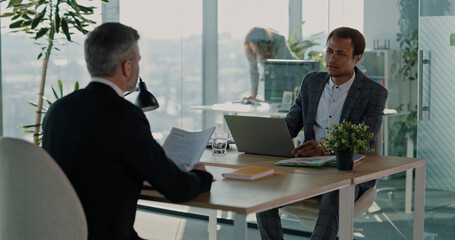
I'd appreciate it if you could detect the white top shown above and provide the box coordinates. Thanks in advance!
[91,77,123,97]
[313,72,355,141]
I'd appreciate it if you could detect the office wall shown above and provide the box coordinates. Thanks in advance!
[363,0,401,50]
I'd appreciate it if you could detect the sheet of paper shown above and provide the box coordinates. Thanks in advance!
[162,126,215,170]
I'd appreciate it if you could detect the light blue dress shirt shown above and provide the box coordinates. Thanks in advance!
[313,72,355,141]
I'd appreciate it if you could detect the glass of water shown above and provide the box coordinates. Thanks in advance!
[211,132,228,155]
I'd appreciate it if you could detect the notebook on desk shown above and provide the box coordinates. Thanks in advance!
[224,115,295,157]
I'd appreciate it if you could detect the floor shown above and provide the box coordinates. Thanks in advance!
[134,172,455,240]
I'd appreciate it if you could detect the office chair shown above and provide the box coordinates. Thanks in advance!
[279,128,382,229]
[0,137,87,240]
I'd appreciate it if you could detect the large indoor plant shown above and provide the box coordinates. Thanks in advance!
[321,120,374,170]
[287,21,325,70]
[0,0,107,144]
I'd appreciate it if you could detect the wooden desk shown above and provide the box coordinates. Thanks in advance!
[140,165,351,240]
[201,150,426,240]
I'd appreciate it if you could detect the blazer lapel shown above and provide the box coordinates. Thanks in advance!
[341,67,364,121]
[307,75,329,126]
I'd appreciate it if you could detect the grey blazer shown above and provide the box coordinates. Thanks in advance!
[285,66,388,147]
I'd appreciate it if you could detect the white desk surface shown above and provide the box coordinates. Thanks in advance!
[191,101,398,118]
[191,102,287,117]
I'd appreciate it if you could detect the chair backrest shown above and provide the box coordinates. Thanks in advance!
[0,137,87,240]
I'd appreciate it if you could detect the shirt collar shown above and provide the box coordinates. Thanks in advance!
[91,77,124,97]
[329,71,356,91]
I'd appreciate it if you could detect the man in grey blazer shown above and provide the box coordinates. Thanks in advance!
[256,27,388,240]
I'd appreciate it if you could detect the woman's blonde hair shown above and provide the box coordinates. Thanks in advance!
[244,27,275,64]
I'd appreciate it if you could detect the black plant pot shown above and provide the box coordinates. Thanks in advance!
[335,151,354,171]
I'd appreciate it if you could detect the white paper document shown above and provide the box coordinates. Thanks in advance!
[162,127,216,170]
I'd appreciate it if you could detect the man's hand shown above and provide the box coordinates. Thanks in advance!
[242,92,258,101]
[187,163,208,172]
[292,140,324,157]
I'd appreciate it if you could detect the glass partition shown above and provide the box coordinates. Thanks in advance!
[218,0,289,102]
[120,0,203,143]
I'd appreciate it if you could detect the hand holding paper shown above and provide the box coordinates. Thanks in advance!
[162,127,216,171]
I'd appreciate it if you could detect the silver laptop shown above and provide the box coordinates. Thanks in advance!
[224,115,295,157]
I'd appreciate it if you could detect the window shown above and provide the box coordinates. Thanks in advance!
[120,0,203,143]
[1,1,102,141]
[218,0,288,101]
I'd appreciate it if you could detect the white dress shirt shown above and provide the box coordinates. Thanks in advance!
[313,72,355,141]
[91,77,124,97]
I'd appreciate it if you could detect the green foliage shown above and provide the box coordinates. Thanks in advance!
[19,80,80,145]
[0,0,104,144]
[287,21,325,69]
[396,0,418,81]
[388,105,417,157]
[321,120,374,153]
[0,0,101,55]
[390,0,419,157]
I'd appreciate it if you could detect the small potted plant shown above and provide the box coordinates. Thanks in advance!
[321,120,374,170]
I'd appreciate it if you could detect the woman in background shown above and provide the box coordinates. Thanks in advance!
[244,27,297,100]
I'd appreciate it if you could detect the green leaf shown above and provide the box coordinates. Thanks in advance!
[19,124,41,129]
[31,7,46,29]
[61,18,71,41]
[35,27,49,40]
[27,101,38,107]
[11,14,21,21]
[74,81,80,90]
[76,4,95,14]
[58,79,63,98]
[22,19,32,26]
[7,0,23,8]
[51,85,59,99]
[21,14,32,20]
[0,12,15,18]
[9,20,25,28]
[55,8,60,33]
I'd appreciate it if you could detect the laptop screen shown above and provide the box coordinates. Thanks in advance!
[224,115,295,157]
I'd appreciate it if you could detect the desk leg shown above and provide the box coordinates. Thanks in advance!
[233,213,247,240]
[207,210,217,240]
[339,185,354,240]
[414,165,426,240]
[405,169,413,214]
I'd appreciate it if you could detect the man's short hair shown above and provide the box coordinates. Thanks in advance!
[85,22,140,77]
[327,27,365,57]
